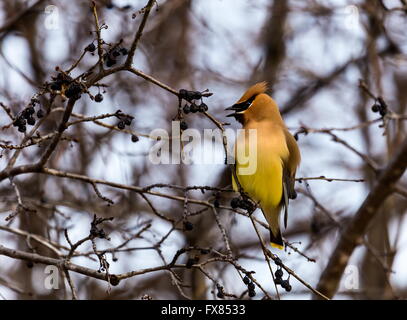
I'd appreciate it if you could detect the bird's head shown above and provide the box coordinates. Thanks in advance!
[226,82,283,125]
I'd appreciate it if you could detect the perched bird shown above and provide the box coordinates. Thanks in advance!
[226,82,301,249]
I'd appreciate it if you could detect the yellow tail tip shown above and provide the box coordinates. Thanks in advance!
[270,242,284,250]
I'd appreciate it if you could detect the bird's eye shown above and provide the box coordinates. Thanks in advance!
[244,95,256,110]
[225,95,257,117]
[244,100,253,109]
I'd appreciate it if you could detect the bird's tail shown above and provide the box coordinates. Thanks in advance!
[262,206,284,250]
[270,229,284,250]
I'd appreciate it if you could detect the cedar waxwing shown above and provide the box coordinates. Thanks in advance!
[226,82,301,249]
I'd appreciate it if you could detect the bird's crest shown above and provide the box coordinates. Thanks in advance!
[237,81,268,103]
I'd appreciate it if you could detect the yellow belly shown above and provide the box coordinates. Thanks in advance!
[234,155,283,208]
[233,128,288,209]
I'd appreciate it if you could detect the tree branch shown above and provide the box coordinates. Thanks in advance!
[315,136,407,299]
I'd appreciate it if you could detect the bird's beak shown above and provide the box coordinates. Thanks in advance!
[225,104,244,117]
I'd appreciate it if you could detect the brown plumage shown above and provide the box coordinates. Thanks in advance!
[226,82,301,249]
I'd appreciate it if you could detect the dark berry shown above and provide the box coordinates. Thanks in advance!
[285,284,292,292]
[248,290,256,298]
[120,48,128,55]
[27,106,35,115]
[183,220,193,231]
[199,103,208,112]
[18,125,26,133]
[281,280,289,289]
[106,58,117,67]
[230,197,240,209]
[274,277,283,285]
[37,109,44,118]
[248,282,255,290]
[275,269,283,279]
[214,199,220,208]
[274,258,282,266]
[238,199,253,211]
[50,82,62,91]
[190,103,198,113]
[109,275,120,286]
[22,110,30,119]
[94,93,103,102]
[124,117,133,126]
[183,105,191,114]
[26,261,34,268]
[190,91,202,100]
[186,258,194,269]
[371,103,380,113]
[117,121,125,130]
[65,83,82,99]
[85,43,96,52]
[131,135,139,143]
[180,121,188,130]
[379,109,387,117]
[243,276,250,285]
[27,117,35,126]
[179,89,187,99]
[13,117,25,127]
[216,287,224,299]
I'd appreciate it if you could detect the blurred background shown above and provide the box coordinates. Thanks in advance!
[0,0,407,300]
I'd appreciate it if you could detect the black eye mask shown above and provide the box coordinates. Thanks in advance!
[225,95,256,117]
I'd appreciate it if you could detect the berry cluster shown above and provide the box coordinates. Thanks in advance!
[89,215,114,240]
[104,47,128,68]
[180,120,188,131]
[182,102,208,114]
[230,197,255,212]
[85,42,96,53]
[177,88,212,131]
[49,72,70,91]
[273,258,292,292]
[114,110,134,130]
[371,98,387,117]
[243,275,256,297]
[13,101,44,133]
[179,89,212,102]
[49,72,83,100]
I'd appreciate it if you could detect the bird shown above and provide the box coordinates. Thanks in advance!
[225,82,301,249]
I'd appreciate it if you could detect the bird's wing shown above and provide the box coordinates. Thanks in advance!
[282,180,289,229]
[281,129,301,229]
[282,129,301,199]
